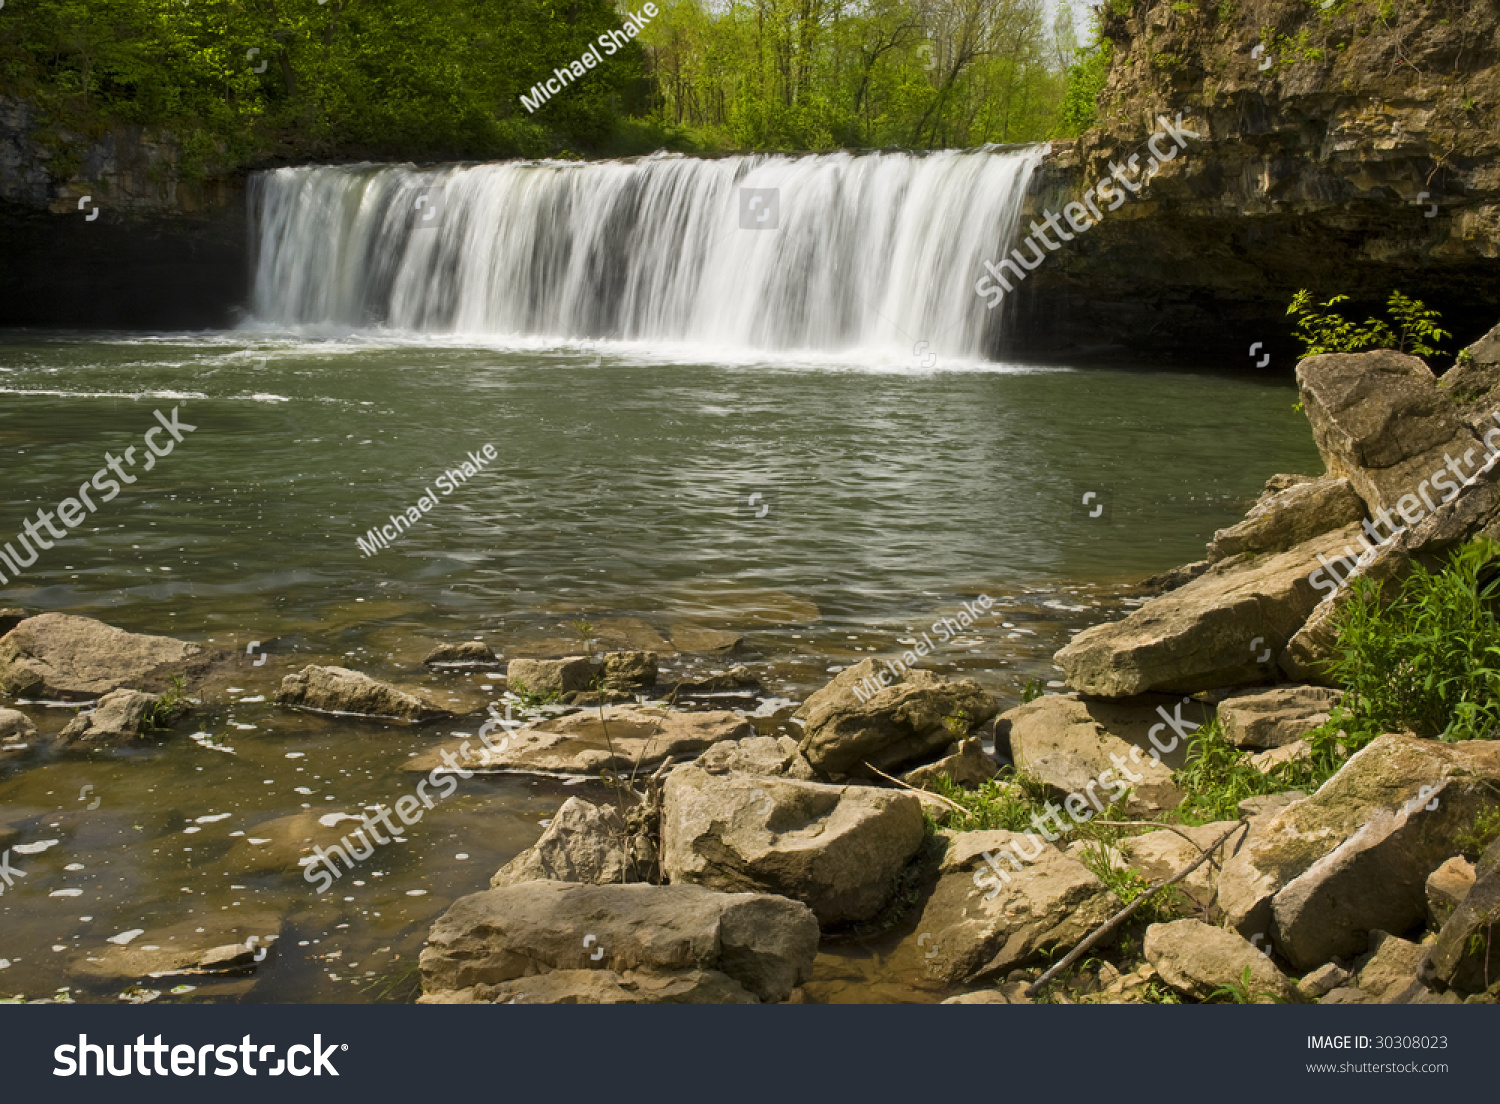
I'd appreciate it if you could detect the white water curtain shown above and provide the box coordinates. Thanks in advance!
[249,146,1043,357]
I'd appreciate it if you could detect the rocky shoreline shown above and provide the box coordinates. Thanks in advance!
[5,320,1500,1004]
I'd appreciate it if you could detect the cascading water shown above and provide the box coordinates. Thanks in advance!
[249,146,1043,357]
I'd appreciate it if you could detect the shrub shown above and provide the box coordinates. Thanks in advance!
[1287,289,1451,359]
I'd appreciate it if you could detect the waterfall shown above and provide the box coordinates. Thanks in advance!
[248,146,1043,358]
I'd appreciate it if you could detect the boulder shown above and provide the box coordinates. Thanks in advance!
[1002,694,1187,817]
[895,830,1117,985]
[490,797,646,888]
[1247,739,1313,774]
[277,665,452,723]
[506,656,595,696]
[903,737,1000,791]
[60,688,182,743]
[1419,836,1500,994]
[1297,962,1352,1001]
[1426,856,1476,927]
[418,881,818,1004]
[1440,320,1500,427]
[405,706,751,777]
[794,658,998,778]
[1238,791,1306,820]
[1217,735,1500,969]
[1297,349,1484,519]
[660,766,925,926]
[693,735,816,780]
[423,641,501,668]
[1206,475,1366,563]
[1056,524,1366,697]
[1283,457,1500,683]
[601,651,658,692]
[1217,685,1341,749]
[0,707,37,741]
[423,968,759,1005]
[0,613,219,701]
[1353,930,1426,1001]
[1143,919,1301,1003]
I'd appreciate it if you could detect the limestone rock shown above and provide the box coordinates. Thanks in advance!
[693,735,816,780]
[1218,685,1342,749]
[491,797,647,888]
[1003,693,1188,817]
[1297,962,1352,1000]
[1217,735,1500,969]
[277,665,452,723]
[60,688,181,743]
[0,707,37,741]
[423,641,501,668]
[0,613,219,701]
[1056,524,1366,696]
[405,705,751,776]
[660,766,925,926]
[1426,856,1476,927]
[1144,919,1301,1003]
[1238,791,1306,820]
[418,881,819,1004]
[505,656,596,696]
[903,737,1000,790]
[1297,349,1483,518]
[794,658,998,778]
[895,830,1117,985]
[601,651,658,692]
[1419,836,1500,994]
[1206,475,1366,563]
[1354,930,1426,1001]
[1121,821,1244,914]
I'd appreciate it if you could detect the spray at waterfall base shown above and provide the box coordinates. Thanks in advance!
[974,113,1201,309]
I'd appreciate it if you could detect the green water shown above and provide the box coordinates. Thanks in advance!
[0,331,1321,1003]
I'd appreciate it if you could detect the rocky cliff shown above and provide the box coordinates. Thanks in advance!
[1000,0,1500,365]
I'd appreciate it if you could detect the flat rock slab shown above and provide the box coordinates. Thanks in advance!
[1206,475,1365,563]
[1218,684,1342,749]
[661,766,926,926]
[421,967,759,1005]
[405,705,752,776]
[419,881,818,1004]
[71,912,282,983]
[1003,693,1191,816]
[0,613,222,702]
[1056,524,1366,697]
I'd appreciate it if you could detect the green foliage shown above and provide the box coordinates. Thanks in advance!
[1054,31,1110,138]
[930,775,1042,833]
[1076,838,1182,924]
[1457,805,1500,861]
[144,675,191,731]
[1207,965,1282,1004]
[1287,289,1451,359]
[1170,719,1338,824]
[1019,677,1046,704]
[506,680,562,710]
[1322,539,1500,744]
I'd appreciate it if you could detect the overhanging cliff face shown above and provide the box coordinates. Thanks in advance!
[0,98,246,329]
[996,0,1500,366]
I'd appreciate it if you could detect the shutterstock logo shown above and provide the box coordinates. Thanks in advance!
[54,1035,345,1077]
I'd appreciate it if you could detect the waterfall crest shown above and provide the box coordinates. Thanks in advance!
[249,146,1043,357]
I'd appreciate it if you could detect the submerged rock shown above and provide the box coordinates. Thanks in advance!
[1055,524,1365,697]
[423,641,501,668]
[405,705,751,776]
[0,613,220,701]
[60,688,187,743]
[276,665,452,723]
[794,657,998,779]
[0,707,37,742]
[418,881,818,1004]
[660,766,925,926]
